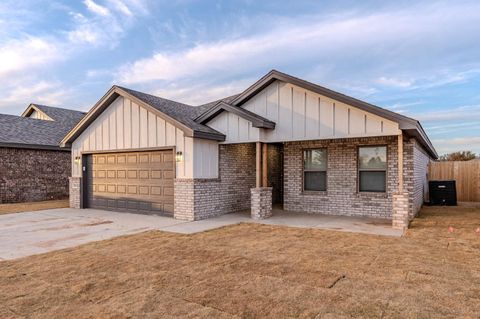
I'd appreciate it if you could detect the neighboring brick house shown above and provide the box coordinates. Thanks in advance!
[62,70,437,229]
[0,104,85,203]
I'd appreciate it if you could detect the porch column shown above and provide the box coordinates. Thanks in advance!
[251,142,273,219]
[392,133,409,230]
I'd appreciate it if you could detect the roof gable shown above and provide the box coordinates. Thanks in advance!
[196,70,437,158]
[61,86,225,147]
[195,101,275,129]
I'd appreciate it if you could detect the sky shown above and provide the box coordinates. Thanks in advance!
[0,0,479,155]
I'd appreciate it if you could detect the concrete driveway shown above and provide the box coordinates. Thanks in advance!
[0,208,401,261]
[0,208,189,260]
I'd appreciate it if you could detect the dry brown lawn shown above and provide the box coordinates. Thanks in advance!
[1,205,479,318]
[0,199,69,216]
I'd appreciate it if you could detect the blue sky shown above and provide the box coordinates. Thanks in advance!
[0,0,479,155]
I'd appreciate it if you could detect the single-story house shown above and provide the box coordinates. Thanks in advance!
[62,70,437,229]
[0,104,85,203]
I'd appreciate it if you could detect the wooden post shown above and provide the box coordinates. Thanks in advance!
[262,143,268,187]
[398,133,403,193]
[256,142,261,188]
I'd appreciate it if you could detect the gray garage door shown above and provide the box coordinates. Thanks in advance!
[85,150,174,216]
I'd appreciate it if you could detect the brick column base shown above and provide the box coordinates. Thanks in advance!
[392,192,409,230]
[251,187,272,220]
[69,177,82,209]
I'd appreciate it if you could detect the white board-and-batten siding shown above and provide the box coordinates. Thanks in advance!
[207,80,401,143]
[71,96,218,179]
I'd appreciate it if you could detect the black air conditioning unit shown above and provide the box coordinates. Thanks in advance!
[429,180,457,206]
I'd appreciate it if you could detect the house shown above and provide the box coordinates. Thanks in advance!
[62,70,437,229]
[0,104,85,203]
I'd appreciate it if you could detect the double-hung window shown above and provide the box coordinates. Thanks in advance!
[358,146,387,192]
[303,149,327,191]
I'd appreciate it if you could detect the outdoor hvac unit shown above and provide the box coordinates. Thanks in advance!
[429,180,457,206]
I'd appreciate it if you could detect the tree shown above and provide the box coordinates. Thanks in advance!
[439,151,477,161]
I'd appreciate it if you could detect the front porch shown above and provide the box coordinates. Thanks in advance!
[249,135,410,230]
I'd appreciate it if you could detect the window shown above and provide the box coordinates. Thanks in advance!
[303,149,327,191]
[358,146,387,192]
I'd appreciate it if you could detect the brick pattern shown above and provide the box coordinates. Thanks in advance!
[69,177,82,208]
[0,147,70,204]
[267,144,283,204]
[174,143,256,221]
[283,136,399,219]
[412,141,430,216]
[251,187,273,219]
[392,192,409,230]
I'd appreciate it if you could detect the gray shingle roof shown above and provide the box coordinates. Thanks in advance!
[0,105,86,150]
[117,86,233,137]
[32,104,86,128]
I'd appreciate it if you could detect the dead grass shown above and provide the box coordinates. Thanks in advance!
[0,199,69,215]
[1,205,479,318]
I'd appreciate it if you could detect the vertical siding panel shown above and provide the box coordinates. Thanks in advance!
[349,108,365,135]
[176,129,184,177]
[166,122,176,146]
[123,98,131,149]
[116,98,124,149]
[148,111,157,147]
[157,117,166,146]
[109,107,116,149]
[366,115,382,134]
[319,99,334,138]
[102,112,109,150]
[305,92,318,138]
[238,117,250,141]
[184,136,194,178]
[139,106,148,148]
[89,126,95,152]
[131,102,139,148]
[278,82,292,139]
[227,113,238,141]
[292,88,305,138]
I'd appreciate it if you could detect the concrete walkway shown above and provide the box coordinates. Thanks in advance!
[0,208,402,260]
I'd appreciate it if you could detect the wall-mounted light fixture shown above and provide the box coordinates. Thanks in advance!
[175,151,183,162]
[74,156,81,164]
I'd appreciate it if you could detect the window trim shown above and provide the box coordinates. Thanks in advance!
[357,145,388,193]
[302,148,328,192]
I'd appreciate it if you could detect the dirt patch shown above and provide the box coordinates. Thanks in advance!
[0,205,479,318]
[0,200,69,216]
[80,220,113,227]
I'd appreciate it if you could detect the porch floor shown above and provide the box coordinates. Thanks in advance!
[166,207,403,237]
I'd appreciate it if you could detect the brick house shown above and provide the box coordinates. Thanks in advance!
[62,70,437,229]
[0,104,85,203]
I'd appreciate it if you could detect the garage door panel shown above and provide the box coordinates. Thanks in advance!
[86,150,174,217]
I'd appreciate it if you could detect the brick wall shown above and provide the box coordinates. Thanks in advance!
[69,177,82,208]
[412,140,431,216]
[0,147,70,203]
[283,136,400,219]
[267,144,283,204]
[174,143,256,220]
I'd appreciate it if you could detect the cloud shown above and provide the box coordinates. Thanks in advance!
[432,136,480,154]
[0,37,60,81]
[151,78,253,105]
[0,81,70,110]
[84,0,110,16]
[377,77,414,88]
[115,1,480,91]
[108,0,133,16]
[411,104,480,122]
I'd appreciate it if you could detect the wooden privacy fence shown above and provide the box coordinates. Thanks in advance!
[429,160,480,202]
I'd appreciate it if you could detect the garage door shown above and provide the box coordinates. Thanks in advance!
[85,150,174,216]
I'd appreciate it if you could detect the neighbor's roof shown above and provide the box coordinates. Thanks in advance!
[22,104,86,126]
[0,113,84,150]
[61,70,437,158]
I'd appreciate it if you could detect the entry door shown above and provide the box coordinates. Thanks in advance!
[85,150,174,216]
